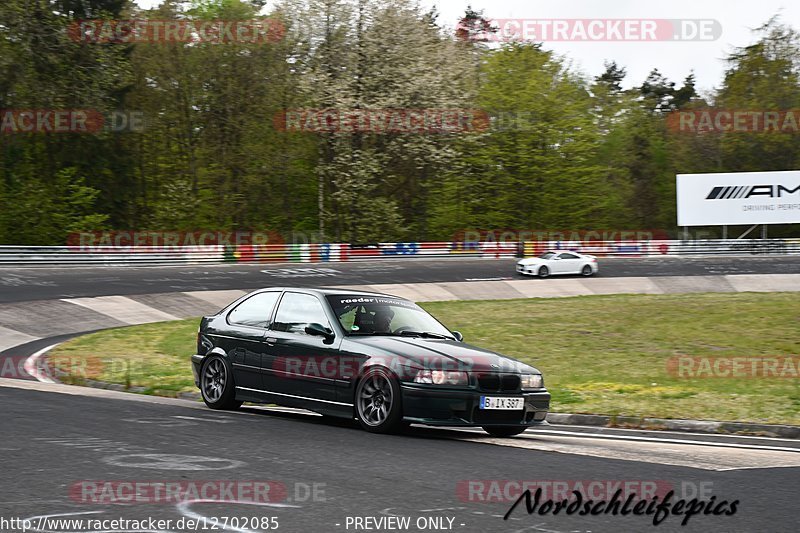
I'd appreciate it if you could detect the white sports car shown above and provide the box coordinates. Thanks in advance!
[516,251,598,278]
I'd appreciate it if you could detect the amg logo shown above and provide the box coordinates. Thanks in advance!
[706,184,800,200]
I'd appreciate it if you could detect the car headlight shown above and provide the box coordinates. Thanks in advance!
[414,370,469,386]
[520,374,544,389]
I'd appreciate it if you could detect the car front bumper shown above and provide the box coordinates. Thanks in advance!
[400,383,550,426]
[516,263,538,275]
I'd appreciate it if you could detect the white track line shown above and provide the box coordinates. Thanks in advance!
[516,429,800,453]
[176,499,300,533]
[23,343,60,383]
[543,424,800,443]
[438,426,800,452]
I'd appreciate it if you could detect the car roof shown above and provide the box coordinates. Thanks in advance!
[251,287,411,301]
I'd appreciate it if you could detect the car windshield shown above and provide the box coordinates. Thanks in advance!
[326,295,454,338]
[539,252,556,259]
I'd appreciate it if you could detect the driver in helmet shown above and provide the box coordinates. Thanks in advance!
[371,306,395,334]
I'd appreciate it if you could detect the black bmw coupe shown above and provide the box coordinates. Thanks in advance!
[191,288,550,436]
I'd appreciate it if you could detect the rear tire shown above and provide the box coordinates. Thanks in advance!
[538,266,550,278]
[482,426,528,437]
[200,356,242,410]
[355,367,405,434]
[581,265,594,277]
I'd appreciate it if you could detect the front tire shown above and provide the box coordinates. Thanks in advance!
[538,266,550,278]
[200,356,242,410]
[482,426,528,437]
[355,367,404,434]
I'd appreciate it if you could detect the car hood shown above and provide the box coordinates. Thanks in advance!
[517,258,546,266]
[343,336,541,374]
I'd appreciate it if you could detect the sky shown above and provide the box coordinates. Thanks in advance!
[133,0,798,92]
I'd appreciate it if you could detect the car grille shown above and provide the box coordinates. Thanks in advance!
[477,373,520,392]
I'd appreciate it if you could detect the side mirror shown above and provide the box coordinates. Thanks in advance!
[305,323,334,342]
[452,331,464,342]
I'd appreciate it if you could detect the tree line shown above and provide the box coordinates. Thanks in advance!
[1,1,799,245]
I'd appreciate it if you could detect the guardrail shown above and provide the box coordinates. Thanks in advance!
[520,239,800,258]
[0,239,799,266]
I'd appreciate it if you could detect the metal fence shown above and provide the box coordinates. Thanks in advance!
[519,239,800,258]
[0,239,799,266]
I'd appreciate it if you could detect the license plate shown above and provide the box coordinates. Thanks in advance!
[480,396,524,410]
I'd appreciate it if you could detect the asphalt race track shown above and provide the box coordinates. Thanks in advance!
[1,256,799,532]
[1,255,799,303]
[2,380,799,533]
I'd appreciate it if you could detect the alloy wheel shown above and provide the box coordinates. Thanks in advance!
[358,373,394,427]
[202,358,226,403]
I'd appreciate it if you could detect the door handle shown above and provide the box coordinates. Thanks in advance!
[265,337,277,345]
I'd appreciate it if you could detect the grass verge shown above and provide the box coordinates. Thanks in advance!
[47,292,800,425]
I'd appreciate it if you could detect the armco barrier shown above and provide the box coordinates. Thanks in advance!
[522,239,800,258]
[0,239,798,266]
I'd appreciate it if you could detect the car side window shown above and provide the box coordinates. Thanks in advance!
[272,293,332,335]
[227,292,281,328]
[559,253,578,259]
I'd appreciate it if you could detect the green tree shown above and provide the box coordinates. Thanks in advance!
[0,0,131,243]
[715,18,800,172]
[430,43,610,235]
